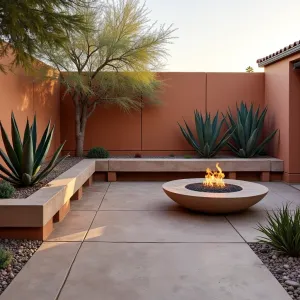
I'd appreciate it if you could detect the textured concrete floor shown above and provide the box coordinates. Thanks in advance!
[2,181,299,300]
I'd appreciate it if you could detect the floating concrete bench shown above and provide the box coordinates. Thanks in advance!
[95,157,284,182]
[0,159,103,240]
[0,157,283,241]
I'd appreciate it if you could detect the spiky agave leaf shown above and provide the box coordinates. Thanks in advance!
[0,122,20,174]
[31,115,37,155]
[11,112,22,163]
[32,141,67,184]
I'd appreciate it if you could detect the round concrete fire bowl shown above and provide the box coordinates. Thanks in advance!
[163,179,268,214]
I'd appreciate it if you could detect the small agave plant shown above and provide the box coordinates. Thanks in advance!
[225,102,278,158]
[0,113,67,186]
[178,110,235,158]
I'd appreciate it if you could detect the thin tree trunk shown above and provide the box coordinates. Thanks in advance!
[76,133,85,157]
[75,101,88,157]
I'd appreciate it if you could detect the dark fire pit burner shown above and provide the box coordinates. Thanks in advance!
[185,183,243,193]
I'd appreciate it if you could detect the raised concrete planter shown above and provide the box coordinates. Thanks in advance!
[0,157,283,240]
[0,160,103,240]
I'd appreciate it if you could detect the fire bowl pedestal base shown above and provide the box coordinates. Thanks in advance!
[162,179,268,214]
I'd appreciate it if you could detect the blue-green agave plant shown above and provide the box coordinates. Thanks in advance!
[178,110,235,158]
[225,102,278,158]
[0,113,67,186]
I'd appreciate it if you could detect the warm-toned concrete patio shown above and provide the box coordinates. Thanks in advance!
[2,181,300,300]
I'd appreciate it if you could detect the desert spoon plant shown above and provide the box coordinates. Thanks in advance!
[0,113,67,186]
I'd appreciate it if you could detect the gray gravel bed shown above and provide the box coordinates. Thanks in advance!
[250,243,300,299]
[0,239,42,295]
[12,157,83,198]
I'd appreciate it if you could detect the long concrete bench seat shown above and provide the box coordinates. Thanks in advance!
[0,157,283,240]
[98,157,283,172]
[95,157,283,182]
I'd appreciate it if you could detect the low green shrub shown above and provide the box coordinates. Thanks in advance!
[87,147,109,159]
[0,248,12,269]
[184,154,192,159]
[169,153,175,157]
[256,205,300,257]
[0,181,15,198]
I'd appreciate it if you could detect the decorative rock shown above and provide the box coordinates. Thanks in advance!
[283,276,290,280]
[250,243,300,300]
[0,238,42,296]
[286,280,300,287]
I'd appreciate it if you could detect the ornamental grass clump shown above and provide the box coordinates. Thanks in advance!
[225,102,277,158]
[256,205,300,257]
[0,181,15,198]
[0,113,67,187]
[178,110,235,158]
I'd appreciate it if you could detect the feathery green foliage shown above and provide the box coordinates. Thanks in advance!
[0,248,12,269]
[0,181,15,198]
[256,206,300,257]
[246,66,254,73]
[87,147,109,159]
[179,110,235,158]
[225,102,277,158]
[0,113,67,186]
[0,0,91,72]
[38,0,176,156]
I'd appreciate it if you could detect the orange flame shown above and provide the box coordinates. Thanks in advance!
[203,163,225,188]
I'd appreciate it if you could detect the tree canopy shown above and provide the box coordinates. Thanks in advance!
[246,66,254,73]
[38,0,175,156]
[0,0,91,72]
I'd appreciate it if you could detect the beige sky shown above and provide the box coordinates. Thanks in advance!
[146,0,300,72]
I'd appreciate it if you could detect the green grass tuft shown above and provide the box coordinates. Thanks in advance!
[256,205,300,257]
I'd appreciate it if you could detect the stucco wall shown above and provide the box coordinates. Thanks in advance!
[264,52,300,182]
[0,56,61,159]
[60,72,265,155]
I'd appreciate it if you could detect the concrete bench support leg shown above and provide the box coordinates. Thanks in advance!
[84,176,93,187]
[71,187,83,201]
[228,172,237,180]
[260,171,270,182]
[108,172,117,182]
[53,200,70,223]
[0,218,53,241]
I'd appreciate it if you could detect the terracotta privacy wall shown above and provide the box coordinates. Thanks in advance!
[264,52,300,182]
[0,55,61,159]
[60,72,265,155]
